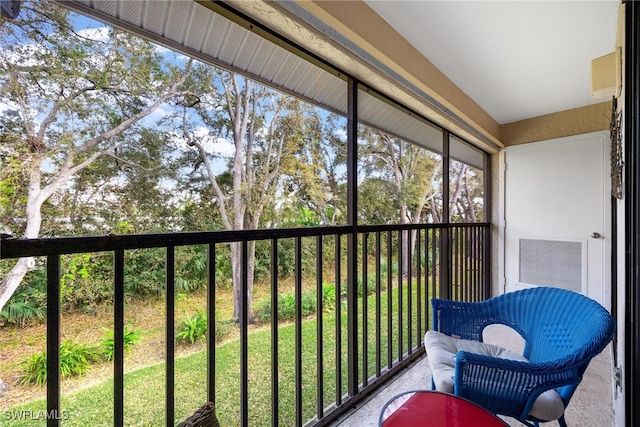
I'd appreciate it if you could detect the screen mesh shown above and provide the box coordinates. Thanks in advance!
[519,239,582,292]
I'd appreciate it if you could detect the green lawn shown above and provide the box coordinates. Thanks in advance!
[6,283,431,426]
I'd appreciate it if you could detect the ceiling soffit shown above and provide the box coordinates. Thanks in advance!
[54,0,496,161]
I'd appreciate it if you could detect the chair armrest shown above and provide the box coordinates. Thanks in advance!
[432,298,488,341]
[453,351,578,419]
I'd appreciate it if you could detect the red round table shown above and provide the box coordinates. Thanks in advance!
[379,390,509,426]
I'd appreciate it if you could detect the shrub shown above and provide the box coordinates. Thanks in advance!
[177,311,207,344]
[101,323,141,361]
[357,274,377,297]
[20,339,101,386]
[175,246,207,293]
[124,248,167,297]
[0,301,44,327]
[321,281,345,310]
[0,279,46,326]
[254,286,334,324]
[214,320,235,343]
[59,253,113,310]
[20,352,47,386]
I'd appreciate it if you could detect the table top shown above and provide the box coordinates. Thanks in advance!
[380,390,509,427]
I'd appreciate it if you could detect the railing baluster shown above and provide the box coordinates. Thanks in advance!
[425,230,431,331]
[475,227,482,301]
[335,235,342,406]
[467,227,472,301]
[375,232,381,377]
[166,246,175,427]
[470,226,475,301]
[454,227,460,301]
[271,239,279,427]
[397,231,403,362]
[462,227,468,301]
[463,228,467,301]
[387,230,393,370]
[416,229,422,349]
[114,249,125,427]
[47,255,61,427]
[241,241,249,427]
[472,227,476,301]
[479,225,484,300]
[362,233,368,387]
[467,227,472,302]
[407,230,413,355]
[431,229,438,321]
[484,224,491,299]
[207,244,216,404]
[316,235,324,420]
[295,237,303,427]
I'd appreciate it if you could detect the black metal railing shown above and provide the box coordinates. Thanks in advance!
[0,222,489,427]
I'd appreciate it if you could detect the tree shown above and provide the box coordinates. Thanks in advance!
[449,161,484,222]
[0,0,195,312]
[279,110,347,226]
[178,68,303,323]
[359,128,442,272]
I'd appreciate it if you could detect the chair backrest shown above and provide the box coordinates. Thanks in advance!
[474,287,615,404]
[486,287,614,366]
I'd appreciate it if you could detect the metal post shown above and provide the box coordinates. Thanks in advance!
[46,255,61,427]
[441,131,451,300]
[207,244,216,404]
[114,250,125,427]
[166,246,175,427]
[625,2,640,426]
[346,77,359,396]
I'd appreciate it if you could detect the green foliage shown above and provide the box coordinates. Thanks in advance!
[20,353,47,386]
[254,281,341,324]
[59,253,113,310]
[20,340,101,386]
[214,320,235,344]
[267,237,319,280]
[357,274,377,297]
[123,248,166,297]
[177,311,207,344]
[0,281,46,326]
[380,257,398,280]
[60,254,90,304]
[280,206,322,227]
[0,301,44,327]
[175,246,207,293]
[213,247,233,290]
[100,323,141,362]
[321,281,337,310]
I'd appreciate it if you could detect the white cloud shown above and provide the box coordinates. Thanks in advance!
[169,127,234,158]
[77,27,110,43]
[192,127,235,157]
[213,136,234,157]
[154,44,171,55]
[0,101,16,114]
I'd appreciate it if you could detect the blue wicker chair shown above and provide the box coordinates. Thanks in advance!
[425,287,615,427]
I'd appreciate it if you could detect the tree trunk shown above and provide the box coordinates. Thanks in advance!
[0,257,35,312]
[231,241,242,322]
[230,240,256,324]
[0,166,48,313]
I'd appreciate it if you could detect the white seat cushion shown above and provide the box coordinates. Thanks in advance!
[424,330,565,421]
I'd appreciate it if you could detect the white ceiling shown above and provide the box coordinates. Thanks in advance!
[364,1,620,124]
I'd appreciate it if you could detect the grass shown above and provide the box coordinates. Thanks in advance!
[5,280,435,426]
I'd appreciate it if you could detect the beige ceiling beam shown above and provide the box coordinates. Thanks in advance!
[501,101,613,146]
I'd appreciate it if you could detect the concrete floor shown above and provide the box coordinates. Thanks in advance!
[334,325,614,427]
